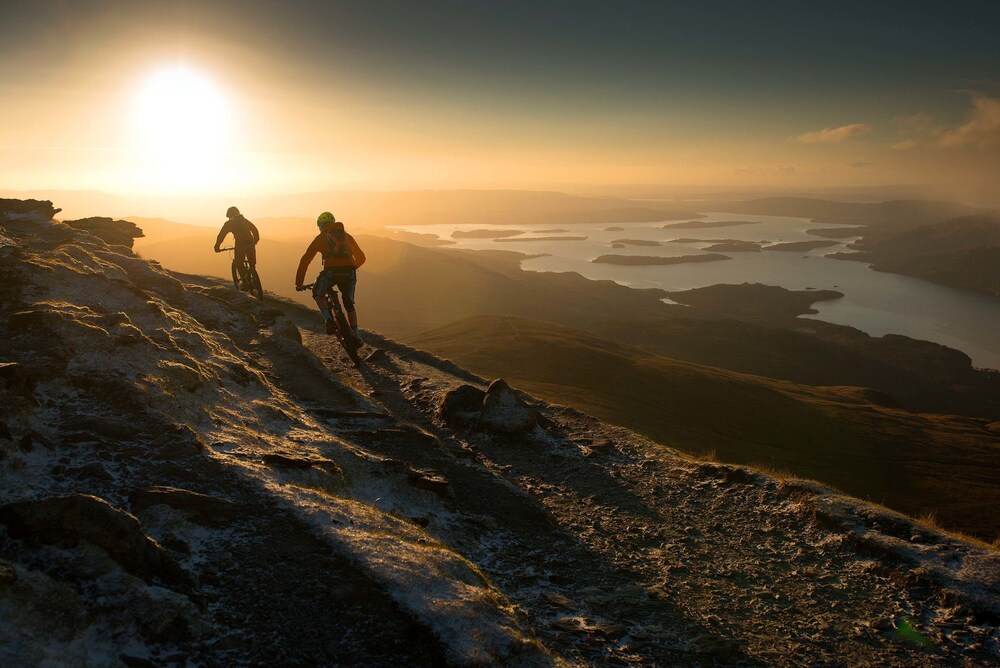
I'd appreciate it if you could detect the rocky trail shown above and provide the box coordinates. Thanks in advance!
[1,201,998,666]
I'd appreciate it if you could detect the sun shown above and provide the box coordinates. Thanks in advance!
[128,65,235,191]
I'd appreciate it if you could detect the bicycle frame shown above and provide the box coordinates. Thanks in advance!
[220,247,263,300]
[300,282,360,365]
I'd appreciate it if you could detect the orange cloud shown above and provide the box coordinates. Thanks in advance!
[795,123,872,144]
[938,95,1000,148]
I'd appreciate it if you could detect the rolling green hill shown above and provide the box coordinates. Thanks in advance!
[407,315,1000,541]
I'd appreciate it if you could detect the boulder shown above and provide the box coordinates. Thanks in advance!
[439,384,486,427]
[479,379,538,436]
[0,494,187,587]
[439,380,538,436]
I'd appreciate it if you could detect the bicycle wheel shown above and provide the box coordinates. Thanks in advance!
[231,261,242,290]
[248,266,263,300]
[334,307,361,365]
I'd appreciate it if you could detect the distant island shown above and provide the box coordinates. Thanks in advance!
[609,239,661,246]
[667,282,844,317]
[592,253,731,265]
[603,226,625,231]
[533,228,567,233]
[703,240,762,252]
[662,220,762,229]
[806,227,864,239]
[494,236,588,242]
[763,240,839,252]
[452,229,524,239]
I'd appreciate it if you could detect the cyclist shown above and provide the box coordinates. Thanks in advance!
[214,206,260,271]
[295,212,366,343]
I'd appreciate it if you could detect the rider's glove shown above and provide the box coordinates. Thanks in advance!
[295,285,304,291]
[213,247,220,253]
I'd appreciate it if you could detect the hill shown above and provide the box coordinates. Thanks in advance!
[130,222,1000,420]
[4,199,1000,665]
[852,214,1000,296]
[406,315,1000,540]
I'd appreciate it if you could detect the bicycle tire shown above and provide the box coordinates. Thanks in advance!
[230,261,242,291]
[334,307,361,365]
[248,266,263,300]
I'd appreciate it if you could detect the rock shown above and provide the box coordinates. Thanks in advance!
[0,361,34,399]
[0,558,16,584]
[62,217,144,248]
[0,198,60,220]
[0,494,187,587]
[270,316,301,343]
[152,424,205,458]
[365,348,389,363]
[263,453,316,469]
[479,379,538,436]
[130,486,241,527]
[439,384,486,427]
[406,469,453,499]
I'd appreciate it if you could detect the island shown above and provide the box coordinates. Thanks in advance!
[609,239,661,246]
[592,253,731,265]
[662,220,762,229]
[452,229,524,239]
[763,240,839,252]
[666,282,844,318]
[806,227,865,239]
[494,236,588,242]
[703,240,762,252]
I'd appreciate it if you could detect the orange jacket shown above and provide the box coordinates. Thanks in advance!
[295,232,366,287]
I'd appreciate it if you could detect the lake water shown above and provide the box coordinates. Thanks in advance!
[392,212,1000,370]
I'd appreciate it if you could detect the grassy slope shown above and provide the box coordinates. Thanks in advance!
[407,315,1000,540]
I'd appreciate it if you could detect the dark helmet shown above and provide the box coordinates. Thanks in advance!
[226,206,240,218]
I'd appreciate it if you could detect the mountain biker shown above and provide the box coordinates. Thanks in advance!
[214,206,260,269]
[295,212,366,343]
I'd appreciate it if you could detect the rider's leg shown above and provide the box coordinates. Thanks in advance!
[343,271,361,341]
[311,270,334,322]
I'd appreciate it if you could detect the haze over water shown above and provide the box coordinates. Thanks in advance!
[396,213,1000,371]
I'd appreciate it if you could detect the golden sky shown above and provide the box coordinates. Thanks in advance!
[2,1,999,203]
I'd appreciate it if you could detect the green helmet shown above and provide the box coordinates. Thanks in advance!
[316,211,336,229]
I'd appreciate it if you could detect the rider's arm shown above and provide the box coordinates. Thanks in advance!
[349,235,366,269]
[214,222,230,252]
[295,235,323,288]
[249,220,260,245]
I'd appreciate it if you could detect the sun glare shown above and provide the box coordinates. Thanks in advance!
[128,66,236,192]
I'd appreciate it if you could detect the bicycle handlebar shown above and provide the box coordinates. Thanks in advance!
[218,247,235,252]
[297,283,314,291]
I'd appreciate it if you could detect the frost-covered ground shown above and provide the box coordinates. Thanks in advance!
[1,200,998,666]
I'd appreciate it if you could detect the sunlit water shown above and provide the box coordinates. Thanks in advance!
[392,212,1000,370]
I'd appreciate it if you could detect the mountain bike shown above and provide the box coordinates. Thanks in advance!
[220,247,263,300]
[298,282,362,366]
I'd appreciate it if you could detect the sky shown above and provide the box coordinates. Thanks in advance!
[1,0,999,202]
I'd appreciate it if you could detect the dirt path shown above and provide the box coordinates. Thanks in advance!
[273,307,999,667]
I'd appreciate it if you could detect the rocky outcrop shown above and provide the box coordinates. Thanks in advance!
[0,494,187,587]
[0,198,61,220]
[63,216,144,248]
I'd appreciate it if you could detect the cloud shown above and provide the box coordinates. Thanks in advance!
[938,95,1000,148]
[891,139,919,150]
[846,161,873,168]
[734,164,797,176]
[795,123,872,144]
[892,113,940,136]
